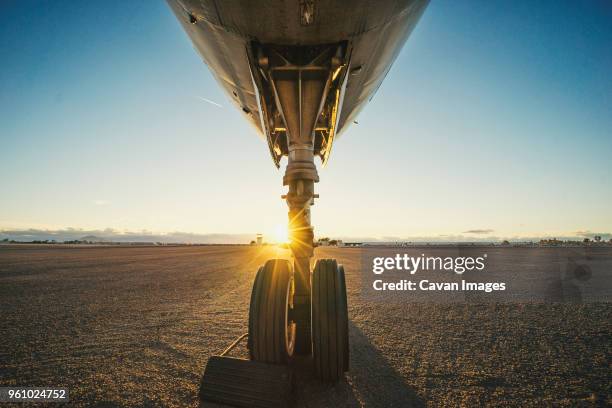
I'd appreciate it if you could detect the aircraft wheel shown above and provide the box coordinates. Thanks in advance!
[312,259,349,382]
[248,259,296,363]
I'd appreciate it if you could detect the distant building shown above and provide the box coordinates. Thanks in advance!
[540,238,563,246]
[256,233,263,245]
[316,237,343,247]
[317,238,330,246]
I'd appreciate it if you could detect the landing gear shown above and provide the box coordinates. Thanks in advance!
[244,41,350,381]
[245,42,351,380]
[201,43,351,407]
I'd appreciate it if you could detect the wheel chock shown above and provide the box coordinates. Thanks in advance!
[199,356,294,408]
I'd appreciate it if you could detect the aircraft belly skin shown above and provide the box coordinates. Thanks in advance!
[167,0,429,139]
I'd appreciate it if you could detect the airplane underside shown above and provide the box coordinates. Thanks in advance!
[167,1,429,405]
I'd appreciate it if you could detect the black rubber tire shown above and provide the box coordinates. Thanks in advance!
[312,259,349,382]
[338,264,349,372]
[247,266,264,356]
[248,259,296,363]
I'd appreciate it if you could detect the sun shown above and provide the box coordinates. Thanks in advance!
[273,224,290,244]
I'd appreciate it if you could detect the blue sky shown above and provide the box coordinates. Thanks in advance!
[1,0,611,242]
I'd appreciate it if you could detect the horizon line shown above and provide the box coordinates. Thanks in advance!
[1,226,610,244]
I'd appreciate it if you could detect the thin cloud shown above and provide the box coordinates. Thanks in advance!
[93,200,110,206]
[462,229,494,234]
[195,96,223,108]
[0,228,253,244]
[575,230,612,240]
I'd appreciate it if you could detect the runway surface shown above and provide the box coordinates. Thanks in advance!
[0,245,609,407]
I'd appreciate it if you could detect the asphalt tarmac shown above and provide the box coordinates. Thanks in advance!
[0,245,609,407]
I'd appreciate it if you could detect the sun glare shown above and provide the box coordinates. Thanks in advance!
[274,224,290,244]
